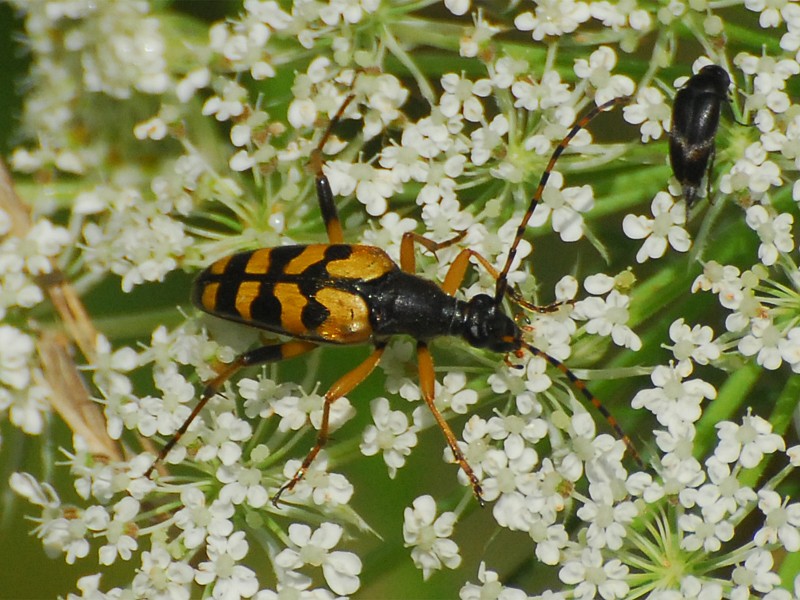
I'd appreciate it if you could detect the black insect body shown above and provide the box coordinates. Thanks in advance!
[669,65,731,207]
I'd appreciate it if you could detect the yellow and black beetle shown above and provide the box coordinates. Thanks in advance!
[147,95,640,505]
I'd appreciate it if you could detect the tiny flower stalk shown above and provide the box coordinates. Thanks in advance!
[2,1,800,599]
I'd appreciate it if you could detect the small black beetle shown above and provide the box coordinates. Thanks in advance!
[669,65,731,207]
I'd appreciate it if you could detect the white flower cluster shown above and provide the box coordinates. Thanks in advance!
[3,0,800,598]
[78,185,194,292]
[692,260,800,374]
[0,212,71,435]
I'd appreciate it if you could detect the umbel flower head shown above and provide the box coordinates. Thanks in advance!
[2,1,800,598]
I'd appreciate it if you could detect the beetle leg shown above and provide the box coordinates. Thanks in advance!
[146,340,318,478]
[313,171,344,244]
[440,248,495,296]
[417,341,485,506]
[704,146,717,206]
[399,230,467,273]
[272,342,386,505]
[465,250,570,313]
[438,247,567,313]
[308,93,358,245]
[399,231,556,309]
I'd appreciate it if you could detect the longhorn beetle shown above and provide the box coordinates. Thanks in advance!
[146,94,641,506]
[670,65,731,208]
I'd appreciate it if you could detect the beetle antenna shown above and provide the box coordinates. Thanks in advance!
[494,96,631,303]
[309,92,358,175]
[520,341,643,468]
